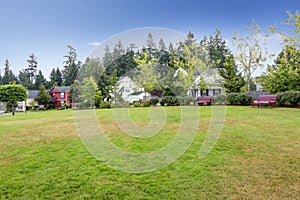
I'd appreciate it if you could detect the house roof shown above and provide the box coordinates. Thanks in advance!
[51,86,70,92]
[130,91,151,96]
[27,90,39,99]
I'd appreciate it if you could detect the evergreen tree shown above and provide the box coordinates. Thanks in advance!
[18,69,31,88]
[145,33,157,59]
[102,45,113,69]
[2,59,17,85]
[34,85,51,108]
[207,29,230,68]
[25,53,38,84]
[62,45,81,86]
[262,45,300,93]
[56,67,63,86]
[34,70,47,89]
[219,55,245,93]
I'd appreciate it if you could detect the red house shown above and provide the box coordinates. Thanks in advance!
[49,86,71,108]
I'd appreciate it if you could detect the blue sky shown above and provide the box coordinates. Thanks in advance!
[0,0,298,78]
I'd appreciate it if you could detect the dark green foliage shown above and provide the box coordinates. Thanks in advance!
[100,101,111,109]
[49,67,63,88]
[227,93,253,106]
[276,91,300,106]
[179,96,195,105]
[25,54,38,85]
[34,85,51,107]
[211,94,227,104]
[160,96,179,106]
[0,84,27,115]
[262,46,300,93]
[149,98,159,106]
[219,55,245,93]
[1,59,18,85]
[62,45,81,86]
[34,70,47,90]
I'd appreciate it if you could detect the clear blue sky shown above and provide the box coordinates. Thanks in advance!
[0,0,298,78]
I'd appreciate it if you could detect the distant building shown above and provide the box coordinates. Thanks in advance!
[16,90,39,112]
[129,91,152,103]
[49,86,71,108]
[116,76,138,102]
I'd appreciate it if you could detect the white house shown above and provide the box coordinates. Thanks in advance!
[129,91,152,103]
[115,76,138,102]
[0,102,6,114]
[174,68,224,97]
[16,90,39,112]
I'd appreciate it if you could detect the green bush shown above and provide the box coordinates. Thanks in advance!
[111,102,122,108]
[237,93,253,106]
[276,91,300,106]
[141,101,151,107]
[100,101,111,109]
[160,96,179,106]
[227,93,239,104]
[226,93,253,106]
[179,96,195,105]
[61,103,71,109]
[132,101,140,107]
[149,98,159,106]
[211,94,226,104]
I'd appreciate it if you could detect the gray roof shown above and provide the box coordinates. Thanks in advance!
[51,86,70,92]
[27,90,39,99]
[130,91,145,95]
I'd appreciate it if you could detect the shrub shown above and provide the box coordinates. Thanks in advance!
[149,98,159,106]
[141,101,151,107]
[276,91,300,106]
[211,94,226,104]
[226,93,253,106]
[237,93,253,106]
[61,103,71,109]
[227,93,239,104]
[100,101,111,109]
[160,96,180,106]
[111,102,122,108]
[180,96,195,106]
[132,101,140,107]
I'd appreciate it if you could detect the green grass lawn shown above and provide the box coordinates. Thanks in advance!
[0,106,299,199]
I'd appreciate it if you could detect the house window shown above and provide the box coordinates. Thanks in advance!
[60,92,64,98]
[61,100,64,105]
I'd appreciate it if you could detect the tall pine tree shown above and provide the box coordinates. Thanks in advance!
[62,45,81,86]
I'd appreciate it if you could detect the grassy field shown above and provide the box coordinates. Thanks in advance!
[0,106,299,199]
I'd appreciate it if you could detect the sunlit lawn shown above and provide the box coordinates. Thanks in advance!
[0,106,299,199]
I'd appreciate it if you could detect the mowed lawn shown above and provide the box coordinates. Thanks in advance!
[0,106,299,199]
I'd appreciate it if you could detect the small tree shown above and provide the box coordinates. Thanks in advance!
[232,20,268,92]
[0,84,27,115]
[34,85,51,110]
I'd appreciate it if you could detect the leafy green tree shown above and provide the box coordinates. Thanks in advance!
[25,53,38,85]
[34,85,51,109]
[1,59,18,85]
[102,45,113,69]
[219,55,245,93]
[262,45,300,93]
[79,77,98,108]
[232,21,268,92]
[62,45,81,86]
[133,51,160,95]
[0,84,27,115]
[78,57,104,83]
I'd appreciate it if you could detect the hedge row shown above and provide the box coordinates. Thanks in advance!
[212,93,253,106]
[276,91,300,106]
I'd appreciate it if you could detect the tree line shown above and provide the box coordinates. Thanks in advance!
[0,11,299,100]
